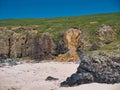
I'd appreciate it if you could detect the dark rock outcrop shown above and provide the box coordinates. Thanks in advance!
[45,76,59,81]
[33,32,56,60]
[61,47,120,87]
[89,43,100,51]
[0,58,18,67]
[55,33,68,56]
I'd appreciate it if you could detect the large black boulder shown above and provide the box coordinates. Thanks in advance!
[61,47,120,87]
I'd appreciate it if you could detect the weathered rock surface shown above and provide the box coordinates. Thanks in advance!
[0,58,19,67]
[61,47,120,87]
[89,24,116,51]
[0,35,9,58]
[0,26,56,61]
[0,25,118,62]
[56,27,84,62]
[34,32,56,60]
[95,24,116,44]
[0,26,36,59]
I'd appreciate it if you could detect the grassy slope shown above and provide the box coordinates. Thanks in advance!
[0,12,120,52]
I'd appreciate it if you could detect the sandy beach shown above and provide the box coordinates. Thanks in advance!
[0,62,120,90]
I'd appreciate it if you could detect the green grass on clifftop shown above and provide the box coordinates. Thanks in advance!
[0,12,120,43]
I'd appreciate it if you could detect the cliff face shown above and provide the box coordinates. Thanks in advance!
[0,26,35,59]
[0,24,118,61]
[0,34,9,58]
[33,32,56,60]
[0,27,56,61]
[0,26,85,61]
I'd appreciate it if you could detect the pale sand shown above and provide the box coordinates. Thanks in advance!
[0,62,120,90]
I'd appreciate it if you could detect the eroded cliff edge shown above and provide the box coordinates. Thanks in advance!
[0,24,119,62]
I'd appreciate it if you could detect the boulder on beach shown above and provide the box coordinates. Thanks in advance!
[61,47,120,87]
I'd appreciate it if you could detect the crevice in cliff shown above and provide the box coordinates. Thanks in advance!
[8,37,11,58]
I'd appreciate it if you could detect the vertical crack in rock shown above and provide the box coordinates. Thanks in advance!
[8,37,11,58]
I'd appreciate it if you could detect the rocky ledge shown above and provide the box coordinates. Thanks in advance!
[61,47,120,87]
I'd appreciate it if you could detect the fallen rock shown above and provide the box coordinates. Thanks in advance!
[45,76,59,81]
[6,58,17,66]
[0,58,18,66]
